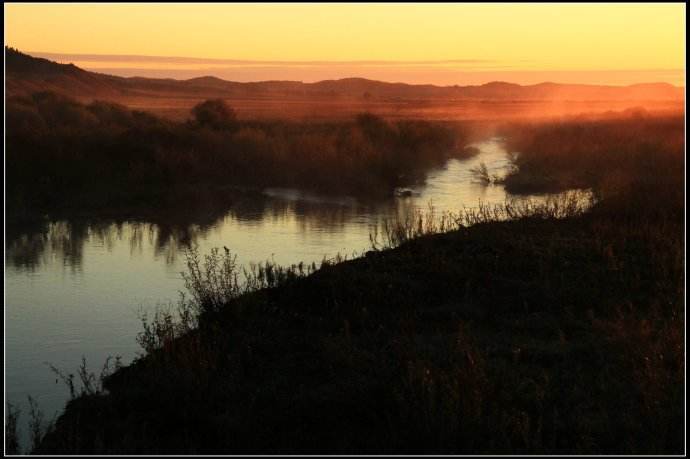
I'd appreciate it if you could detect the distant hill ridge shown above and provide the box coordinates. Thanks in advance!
[5,47,684,102]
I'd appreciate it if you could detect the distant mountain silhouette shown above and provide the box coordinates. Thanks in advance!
[5,47,684,102]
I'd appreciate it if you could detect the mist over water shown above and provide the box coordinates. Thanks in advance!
[5,138,585,439]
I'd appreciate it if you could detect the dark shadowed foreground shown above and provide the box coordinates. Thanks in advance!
[28,185,683,454]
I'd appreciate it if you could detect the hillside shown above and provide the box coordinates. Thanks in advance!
[6,47,684,104]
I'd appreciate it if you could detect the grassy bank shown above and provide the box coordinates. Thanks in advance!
[20,184,683,454]
[498,112,684,210]
[6,92,475,220]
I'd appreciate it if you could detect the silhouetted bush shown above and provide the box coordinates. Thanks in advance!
[191,99,237,130]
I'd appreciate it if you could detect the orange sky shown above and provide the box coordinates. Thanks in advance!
[5,3,686,86]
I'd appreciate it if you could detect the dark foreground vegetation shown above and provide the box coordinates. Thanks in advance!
[6,111,684,454]
[6,91,473,221]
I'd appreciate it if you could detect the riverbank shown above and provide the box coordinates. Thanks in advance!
[30,193,684,454]
[497,113,684,204]
[6,92,479,221]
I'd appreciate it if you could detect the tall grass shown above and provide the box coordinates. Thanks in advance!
[370,191,594,250]
[182,247,325,313]
[498,114,684,213]
[5,396,58,455]
[5,403,21,455]
[47,356,123,400]
[469,162,494,184]
[137,247,328,355]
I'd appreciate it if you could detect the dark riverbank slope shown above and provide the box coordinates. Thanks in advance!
[34,192,684,454]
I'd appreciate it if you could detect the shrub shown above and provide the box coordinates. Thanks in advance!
[192,99,237,130]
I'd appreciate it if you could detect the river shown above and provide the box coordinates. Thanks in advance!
[4,137,579,438]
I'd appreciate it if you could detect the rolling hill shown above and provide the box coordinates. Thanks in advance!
[5,47,684,120]
[6,47,684,102]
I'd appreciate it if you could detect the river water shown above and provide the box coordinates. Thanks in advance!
[4,137,577,437]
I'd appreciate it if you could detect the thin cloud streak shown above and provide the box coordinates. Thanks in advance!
[31,52,501,67]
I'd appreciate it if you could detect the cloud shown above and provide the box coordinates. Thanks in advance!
[31,52,498,67]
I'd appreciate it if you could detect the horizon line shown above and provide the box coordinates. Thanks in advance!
[12,49,686,89]
[80,69,688,90]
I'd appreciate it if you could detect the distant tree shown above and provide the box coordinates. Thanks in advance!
[192,99,237,130]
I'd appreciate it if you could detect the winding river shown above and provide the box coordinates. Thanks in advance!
[5,137,579,437]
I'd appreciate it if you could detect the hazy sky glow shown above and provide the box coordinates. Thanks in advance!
[5,3,686,85]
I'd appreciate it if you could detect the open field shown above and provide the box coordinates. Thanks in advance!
[99,97,686,122]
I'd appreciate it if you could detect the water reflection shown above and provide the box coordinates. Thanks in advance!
[7,199,372,270]
[7,220,90,273]
[5,137,569,271]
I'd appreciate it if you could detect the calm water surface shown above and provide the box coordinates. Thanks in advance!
[4,138,573,431]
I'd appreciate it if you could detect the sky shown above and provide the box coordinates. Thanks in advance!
[4,3,686,86]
